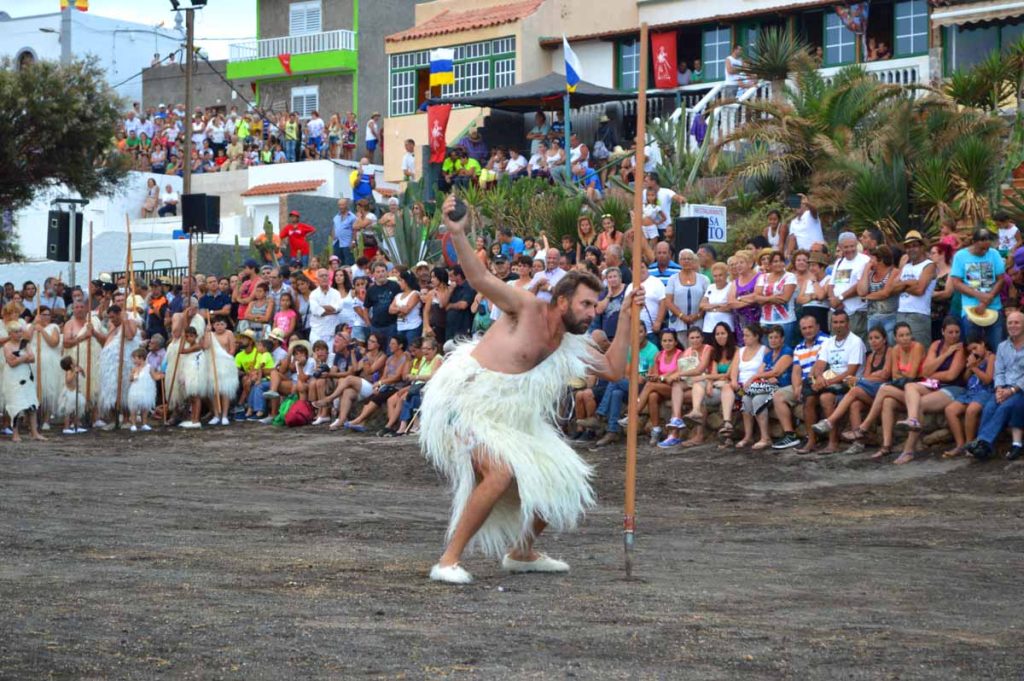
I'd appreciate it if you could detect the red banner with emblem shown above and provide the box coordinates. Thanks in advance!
[427,104,452,164]
[651,32,677,89]
[278,53,292,75]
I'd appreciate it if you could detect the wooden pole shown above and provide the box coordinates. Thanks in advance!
[35,285,41,405]
[623,22,650,579]
[164,220,196,421]
[207,325,221,419]
[86,221,93,422]
[114,215,132,428]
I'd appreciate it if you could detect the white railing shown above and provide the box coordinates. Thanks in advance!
[229,29,357,63]
[819,54,929,92]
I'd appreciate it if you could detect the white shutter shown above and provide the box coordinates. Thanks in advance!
[290,86,319,118]
[289,1,322,36]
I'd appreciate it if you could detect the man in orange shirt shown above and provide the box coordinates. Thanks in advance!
[279,210,316,267]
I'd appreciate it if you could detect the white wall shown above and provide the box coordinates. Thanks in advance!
[0,10,181,104]
[551,41,616,88]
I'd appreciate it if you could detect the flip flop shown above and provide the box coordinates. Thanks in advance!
[869,447,892,462]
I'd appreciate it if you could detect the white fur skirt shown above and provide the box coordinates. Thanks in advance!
[126,368,157,414]
[59,387,87,419]
[418,334,597,558]
[98,330,141,413]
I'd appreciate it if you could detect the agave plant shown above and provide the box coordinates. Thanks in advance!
[741,27,813,103]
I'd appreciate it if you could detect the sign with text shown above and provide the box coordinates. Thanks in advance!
[683,204,727,243]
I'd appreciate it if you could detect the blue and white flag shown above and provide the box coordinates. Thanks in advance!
[430,48,455,87]
[563,36,582,93]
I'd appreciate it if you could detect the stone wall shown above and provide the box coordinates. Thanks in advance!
[142,61,235,112]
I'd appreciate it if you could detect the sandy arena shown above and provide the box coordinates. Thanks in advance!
[1,426,1023,679]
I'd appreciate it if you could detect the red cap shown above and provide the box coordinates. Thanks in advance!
[289,210,300,217]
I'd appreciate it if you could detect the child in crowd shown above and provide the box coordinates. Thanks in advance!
[59,356,87,435]
[126,348,157,432]
[178,325,206,429]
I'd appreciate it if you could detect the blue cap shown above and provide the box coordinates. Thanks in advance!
[243,258,259,269]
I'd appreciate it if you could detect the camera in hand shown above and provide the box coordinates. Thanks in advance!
[447,197,467,222]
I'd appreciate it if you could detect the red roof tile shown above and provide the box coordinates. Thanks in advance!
[241,180,325,197]
[386,0,543,43]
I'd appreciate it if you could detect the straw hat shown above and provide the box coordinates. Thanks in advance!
[289,338,312,354]
[964,305,998,327]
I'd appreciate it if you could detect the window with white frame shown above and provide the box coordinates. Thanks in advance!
[894,0,928,57]
[388,37,516,116]
[618,39,640,90]
[291,85,318,118]
[702,27,732,81]
[825,13,855,65]
[289,1,322,37]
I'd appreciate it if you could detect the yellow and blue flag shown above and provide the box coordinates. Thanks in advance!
[429,48,455,87]
[564,36,582,93]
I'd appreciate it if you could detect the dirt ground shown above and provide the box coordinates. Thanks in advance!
[1,424,1023,680]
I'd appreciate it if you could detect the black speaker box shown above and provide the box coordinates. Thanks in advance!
[47,210,83,262]
[181,193,220,234]
[673,216,709,255]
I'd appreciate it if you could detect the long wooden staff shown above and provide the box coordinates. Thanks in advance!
[86,221,93,421]
[164,241,195,422]
[207,325,221,418]
[623,22,650,579]
[35,284,41,405]
[114,216,132,428]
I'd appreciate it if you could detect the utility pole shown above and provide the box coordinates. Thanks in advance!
[182,7,195,196]
[60,4,71,65]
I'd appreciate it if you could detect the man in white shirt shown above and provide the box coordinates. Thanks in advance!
[827,231,871,339]
[124,111,142,137]
[308,269,343,345]
[643,138,662,173]
[401,138,416,181]
[786,194,824,256]
[528,249,567,303]
[625,268,666,338]
[645,173,685,238]
[158,184,179,217]
[806,309,865,452]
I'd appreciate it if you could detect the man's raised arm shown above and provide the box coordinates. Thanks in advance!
[440,195,526,316]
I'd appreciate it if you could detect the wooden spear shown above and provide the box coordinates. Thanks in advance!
[86,221,93,421]
[34,283,41,405]
[207,324,221,420]
[114,215,132,429]
[623,22,651,579]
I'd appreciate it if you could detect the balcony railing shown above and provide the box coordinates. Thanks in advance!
[819,54,929,89]
[229,29,357,62]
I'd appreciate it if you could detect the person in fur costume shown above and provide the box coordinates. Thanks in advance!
[420,195,642,585]
[62,300,103,416]
[207,315,239,425]
[93,302,141,427]
[30,306,64,428]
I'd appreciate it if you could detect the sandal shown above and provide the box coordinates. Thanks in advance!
[751,440,771,451]
[894,418,921,433]
[869,447,892,462]
[941,446,964,459]
[717,421,734,437]
[894,451,916,465]
[841,427,867,442]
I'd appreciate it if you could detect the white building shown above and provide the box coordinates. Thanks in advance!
[0,7,182,104]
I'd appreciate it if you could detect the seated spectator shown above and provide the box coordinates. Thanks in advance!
[834,320,925,453]
[889,318,967,463]
[591,326,657,447]
[317,332,386,430]
[738,325,793,450]
[658,327,713,448]
[627,329,682,446]
[809,325,890,449]
[141,178,159,219]
[529,142,550,179]
[685,321,739,446]
[943,335,996,458]
[157,184,179,217]
[506,148,528,179]
[343,336,410,432]
[728,324,768,448]
[392,336,442,436]
[260,340,314,422]
[966,311,1024,461]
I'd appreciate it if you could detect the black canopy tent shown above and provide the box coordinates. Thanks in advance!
[425,72,631,112]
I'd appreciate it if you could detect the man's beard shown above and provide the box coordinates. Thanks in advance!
[561,309,591,335]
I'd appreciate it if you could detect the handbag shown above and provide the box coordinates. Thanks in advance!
[745,381,777,396]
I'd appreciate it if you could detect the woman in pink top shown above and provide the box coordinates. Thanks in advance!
[630,330,683,446]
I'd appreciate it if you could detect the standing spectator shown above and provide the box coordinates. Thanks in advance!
[951,228,1005,351]
[966,311,1024,460]
[158,183,178,217]
[284,112,300,162]
[365,263,401,346]
[755,250,799,344]
[279,211,315,267]
[728,251,761,345]
[930,241,957,341]
[894,231,936,344]
[351,158,376,204]
[402,138,417,182]
[326,113,342,159]
[764,210,788,252]
[658,249,708,335]
[526,112,550,157]
[785,194,824,256]
[645,173,685,240]
[444,266,476,343]
[308,269,342,346]
[365,112,381,163]
[306,111,325,156]
[858,244,899,343]
[332,198,356,266]
[828,232,871,340]
[342,111,358,161]
[994,211,1022,257]
[391,270,423,347]
[647,242,681,287]
[527,248,568,304]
